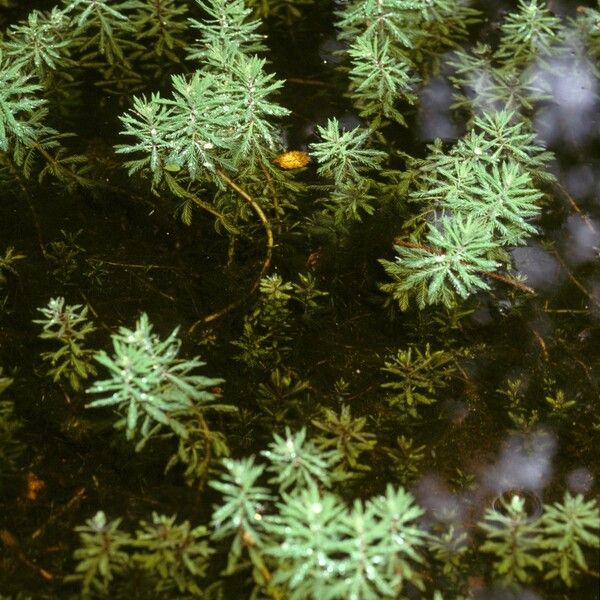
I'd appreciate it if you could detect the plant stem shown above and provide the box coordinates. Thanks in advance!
[189,170,274,331]
[163,172,239,233]
[33,141,95,189]
[261,162,280,217]
[483,270,535,295]
[555,181,596,234]
[548,246,600,308]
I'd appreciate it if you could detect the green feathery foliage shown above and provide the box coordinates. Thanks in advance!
[265,481,428,599]
[233,274,294,368]
[233,273,326,369]
[187,0,266,65]
[383,434,426,484]
[336,0,420,128]
[67,510,214,598]
[1,7,73,88]
[495,0,564,67]
[538,493,600,586]
[572,3,600,74]
[478,492,600,588]
[209,456,273,572]
[209,429,428,598]
[449,0,564,119]
[256,367,311,423]
[428,525,470,588]
[291,272,329,315]
[262,426,336,492]
[0,52,48,154]
[312,403,377,478]
[380,109,554,309]
[163,409,232,488]
[346,32,417,128]
[130,0,189,70]
[66,511,132,598]
[86,313,226,449]
[310,117,387,223]
[131,513,214,596]
[0,246,24,286]
[34,297,97,391]
[381,344,456,413]
[380,215,500,309]
[67,427,600,598]
[116,0,290,231]
[0,26,92,190]
[480,494,545,584]
[311,118,387,187]
[336,0,481,128]
[1,1,598,598]
[61,0,141,69]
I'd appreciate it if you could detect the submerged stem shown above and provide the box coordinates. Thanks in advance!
[163,172,239,233]
[189,170,274,332]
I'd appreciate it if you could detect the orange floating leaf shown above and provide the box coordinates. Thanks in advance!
[24,472,46,501]
[272,150,310,170]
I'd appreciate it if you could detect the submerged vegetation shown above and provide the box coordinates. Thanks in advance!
[0,0,599,598]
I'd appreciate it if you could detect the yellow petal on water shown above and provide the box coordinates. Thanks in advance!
[24,472,46,501]
[272,150,310,170]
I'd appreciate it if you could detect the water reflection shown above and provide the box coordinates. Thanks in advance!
[534,58,599,147]
[511,245,565,291]
[562,164,596,202]
[562,214,600,266]
[418,75,459,141]
[318,36,346,67]
[566,467,594,493]
[481,428,557,494]
[416,474,466,525]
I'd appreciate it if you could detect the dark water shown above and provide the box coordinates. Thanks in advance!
[0,0,598,598]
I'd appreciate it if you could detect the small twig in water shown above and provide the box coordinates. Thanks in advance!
[554,182,596,234]
[548,246,600,308]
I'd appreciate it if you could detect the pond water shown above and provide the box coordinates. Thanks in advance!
[0,0,598,598]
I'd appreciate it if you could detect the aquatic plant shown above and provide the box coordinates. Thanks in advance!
[67,427,600,598]
[311,403,377,478]
[66,511,131,598]
[381,344,456,415]
[34,297,97,391]
[0,247,24,286]
[310,117,387,223]
[86,313,230,451]
[0,0,597,598]
[383,434,427,485]
[538,492,600,587]
[480,494,545,584]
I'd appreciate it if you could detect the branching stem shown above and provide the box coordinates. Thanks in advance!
[189,170,274,332]
[163,172,239,233]
[548,245,600,308]
[555,181,596,234]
